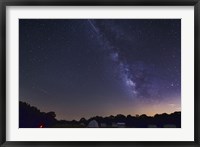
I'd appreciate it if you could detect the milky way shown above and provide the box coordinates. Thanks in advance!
[86,19,179,103]
[19,19,181,120]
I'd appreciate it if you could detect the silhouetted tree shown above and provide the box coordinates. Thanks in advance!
[19,101,57,128]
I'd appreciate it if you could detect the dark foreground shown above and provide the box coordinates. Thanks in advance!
[19,101,181,128]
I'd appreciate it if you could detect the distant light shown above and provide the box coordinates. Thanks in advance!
[39,124,44,128]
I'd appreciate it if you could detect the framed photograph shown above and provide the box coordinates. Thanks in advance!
[0,0,199,146]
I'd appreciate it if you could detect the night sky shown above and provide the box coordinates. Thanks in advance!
[19,19,181,120]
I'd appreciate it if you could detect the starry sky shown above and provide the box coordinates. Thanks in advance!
[19,19,181,120]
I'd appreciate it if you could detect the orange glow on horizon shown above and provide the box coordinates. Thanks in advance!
[39,124,44,128]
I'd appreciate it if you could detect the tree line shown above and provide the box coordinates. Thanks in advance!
[19,101,181,128]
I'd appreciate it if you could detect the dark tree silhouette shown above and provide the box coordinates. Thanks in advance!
[19,101,181,128]
[19,101,57,128]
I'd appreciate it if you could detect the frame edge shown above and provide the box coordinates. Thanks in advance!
[0,0,6,146]
[194,0,200,144]
[1,0,200,146]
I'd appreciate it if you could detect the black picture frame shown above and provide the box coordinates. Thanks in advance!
[0,0,199,147]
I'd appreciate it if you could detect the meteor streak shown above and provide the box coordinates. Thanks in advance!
[87,19,98,34]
